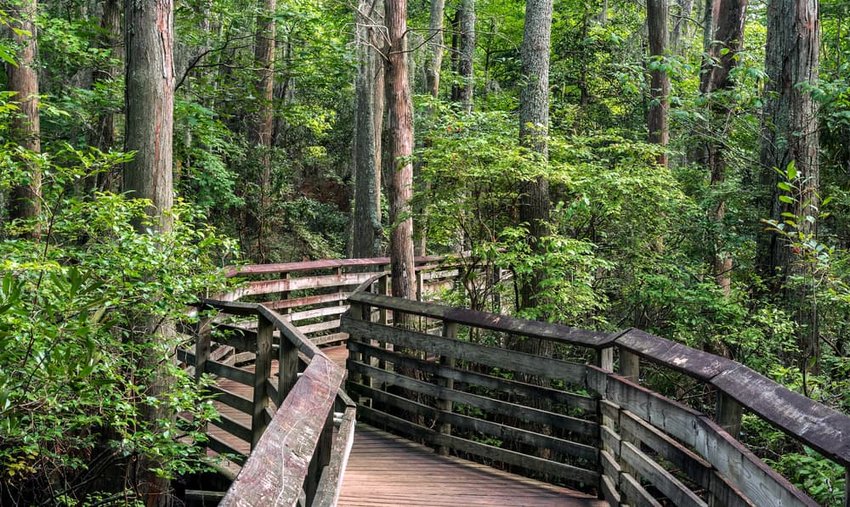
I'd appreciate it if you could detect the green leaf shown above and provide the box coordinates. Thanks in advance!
[786,160,797,181]
[779,195,794,204]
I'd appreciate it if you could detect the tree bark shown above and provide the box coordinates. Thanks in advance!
[352,0,385,258]
[758,0,820,369]
[6,0,41,233]
[517,0,552,323]
[123,1,175,504]
[385,0,417,304]
[425,0,445,99]
[251,0,277,261]
[700,0,747,297]
[647,0,670,167]
[458,0,475,113]
[671,0,694,53]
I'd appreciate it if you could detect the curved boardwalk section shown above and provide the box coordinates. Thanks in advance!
[339,425,605,507]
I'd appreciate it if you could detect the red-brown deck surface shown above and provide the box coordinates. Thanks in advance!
[339,425,605,507]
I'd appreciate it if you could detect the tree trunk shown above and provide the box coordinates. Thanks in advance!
[671,0,694,53]
[123,1,175,504]
[758,0,820,370]
[647,0,670,167]
[6,0,41,234]
[251,0,277,261]
[458,0,475,113]
[517,0,552,325]
[352,0,385,258]
[425,0,445,99]
[385,0,417,304]
[88,0,121,192]
[699,0,747,297]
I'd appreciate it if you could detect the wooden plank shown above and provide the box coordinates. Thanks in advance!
[615,328,734,382]
[204,361,255,388]
[234,272,380,299]
[210,386,253,414]
[348,361,598,436]
[226,255,445,277]
[343,316,589,386]
[350,382,599,463]
[348,340,596,412]
[263,291,349,311]
[298,319,342,335]
[619,440,707,507]
[693,415,818,507]
[213,324,255,352]
[619,410,713,491]
[312,332,348,346]
[210,414,253,444]
[206,433,246,464]
[314,405,356,507]
[198,299,259,316]
[712,364,850,467]
[355,404,598,486]
[219,355,345,507]
[620,472,662,507]
[287,304,348,323]
[600,449,621,484]
[600,474,620,506]
[347,292,612,348]
[258,305,323,360]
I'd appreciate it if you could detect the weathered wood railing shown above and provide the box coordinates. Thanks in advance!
[178,256,456,505]
[343,274,850,507]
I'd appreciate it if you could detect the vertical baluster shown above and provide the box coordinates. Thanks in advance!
[251,313,273,449]
[619,348,639,383]
[436,321,457,456]
[716,391,743,438]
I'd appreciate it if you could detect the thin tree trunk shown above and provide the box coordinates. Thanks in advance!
[425,0,445,99]
[647,0,670,167]
[123,1,175,504]
[458,0,475,113]
[352,0,385,258]
[6,0,41,234]
[88,0,121,192]
[700,0,747,297]
[251,0,277,261]
[385,0,417,305]
[671,0,694,53]
[517,0,553,331]
[758,0,820,371]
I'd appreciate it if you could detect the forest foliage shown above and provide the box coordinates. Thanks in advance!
[1,0,850,504]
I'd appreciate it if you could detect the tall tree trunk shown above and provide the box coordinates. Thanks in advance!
[458,0,475,113]
[251,0,277,261]
[450,10,460,102]
[6,0,41,234]
[758,0,820,371]
[425,0,445,99]
[700,0,747,297]
[517,0,553,347]
[385,0,416,304]
[647,0,670,167]
[352,0,385,258]
[89,0,121,192]
[671,0,694,53]
[123,1,175,504]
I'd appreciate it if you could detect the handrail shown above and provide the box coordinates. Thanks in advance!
[347,273,850,505]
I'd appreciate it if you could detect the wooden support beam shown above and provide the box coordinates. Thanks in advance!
[251,313,273,449]
[596,346,614,371]
[436,321,457,456]
[278,328,298,405]
[716,391,743,439]
[619,348,640,383]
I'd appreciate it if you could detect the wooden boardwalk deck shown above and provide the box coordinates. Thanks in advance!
[339,425,605,507]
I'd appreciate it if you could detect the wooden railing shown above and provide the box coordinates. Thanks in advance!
[343,274,850,507]
[179,256,455,505]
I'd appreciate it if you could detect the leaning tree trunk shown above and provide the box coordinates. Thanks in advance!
[647,0,670,167]
[352,0,385,258]
[385,0,417,305]
[516,0,553,356]
[6,0,41,234]
[251,0,277,261]
[700,0,747,297]
[758,0,820,372]
[458,0,475,113]
[123,0,175,505]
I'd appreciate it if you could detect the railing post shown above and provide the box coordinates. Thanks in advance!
[278,326,298,405]
[436,321,457,456]
[305,410,334,505]
[619,347,639,383]
[596,346,614,371]
[252,313,273,449]
[716,391,743,438]
[416,269,424,301]
[194,315,212,383]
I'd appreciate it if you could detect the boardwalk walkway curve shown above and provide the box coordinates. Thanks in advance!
[177,256,850,506]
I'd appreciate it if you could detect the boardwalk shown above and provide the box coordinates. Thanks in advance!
[340,425,605,507]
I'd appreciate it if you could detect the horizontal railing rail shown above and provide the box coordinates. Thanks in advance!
[344,273,850,507]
